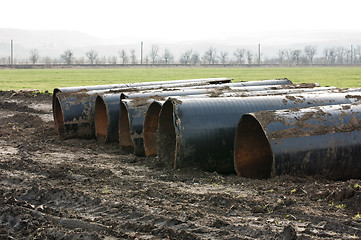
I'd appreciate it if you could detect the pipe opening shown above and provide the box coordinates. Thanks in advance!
[52,89,61,113]
[119,102,134,153]
[54,96,65,138]
[144,102,162,157]
[95,96,108,142]
[157,101,176,167]
[234,115,273,179]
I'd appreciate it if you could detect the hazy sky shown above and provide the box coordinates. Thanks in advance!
[1,0,361,43]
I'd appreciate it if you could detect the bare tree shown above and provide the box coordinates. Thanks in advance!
[109,56,117,64]
[61,49,74,64]
[336,47,346,64]
[86,50,98,64]
[180,49,193,64]
[354,45,361,63]
[144,56,149,64]
[130,49,137,64]
[292,49,302,65]
[219,51,228,65]
[278,50,286,64]
[304,45,317,64]
[191,52,200,65]
[163,49,173,64]
[204,47,217,64]
[234,48,246,64]
[29,49,39,64]
[323,47,336,64]
[119,50,129,64]
[150,44,159,64]
[282,49,293,65]
[246,50,253,64]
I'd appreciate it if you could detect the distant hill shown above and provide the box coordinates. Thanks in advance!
[1,28,361,61]
[0,28,102,59]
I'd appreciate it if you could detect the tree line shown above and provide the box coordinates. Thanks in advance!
[1,44,361,66]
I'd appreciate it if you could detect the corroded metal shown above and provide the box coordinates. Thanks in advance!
[234,103,361,180]
[121,85,329,156]
[157,92,361,174]
[53,78,231,139]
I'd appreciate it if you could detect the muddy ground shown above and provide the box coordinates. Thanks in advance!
[0,90,361,240]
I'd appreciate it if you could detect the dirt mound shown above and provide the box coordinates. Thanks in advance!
[0,101,47,114]
[0,92,360,239]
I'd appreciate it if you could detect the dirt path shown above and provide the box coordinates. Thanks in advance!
[0,91,360,239]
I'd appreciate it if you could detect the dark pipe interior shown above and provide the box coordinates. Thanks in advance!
[234,115,273,179]
[143,102,162,157]
[119,102,134,153]
[157,101,176,167]
[54,97,65,138]
[95,96,108,142]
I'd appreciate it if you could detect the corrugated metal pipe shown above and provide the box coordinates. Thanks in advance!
[157,92,361,174]
[234,103,361,180]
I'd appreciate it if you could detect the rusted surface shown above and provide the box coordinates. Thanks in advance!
[53,78,234,139]
[157,92,360,174]
[143,101,164,157]
[118,101,134,153]
[119,100,152,156]
[94,97,108,143]
[235,103,361,180]
[54,91,99,139]
[94,93,123,143]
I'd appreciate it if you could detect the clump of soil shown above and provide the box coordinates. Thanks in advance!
[0,90,361,239]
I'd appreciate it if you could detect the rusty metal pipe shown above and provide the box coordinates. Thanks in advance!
[119,99,156,155]
[53,78,231,139]
[120,94,213,156]
[121,85,323,156]
[95,93,123,143]
[144,101,165,157]
[52,77,231,111]
[54,91,99,139]
[121,85,335,100]
[234,103,361,180]
[185,78,293,89]
[157,92,361,174]
[142,86,339,157]
[53,78,288,134]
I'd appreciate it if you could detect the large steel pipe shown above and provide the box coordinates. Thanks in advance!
[54,78,231,139]
[54,91,100,139]
[95,93,124,143]
[121,84,334,99]
[121,85,328,156]
[142,86,340,157]
[157,92,361,174]
[234,103,361,180]
[185,78,293,89]
[119,99,163,156]
[144,100,165,157]
[53,77,232,96]
[54,78,288,133]
[120,93,214,156]
[53,77,231,111]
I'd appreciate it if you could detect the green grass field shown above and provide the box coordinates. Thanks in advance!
[0,67,361,92]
